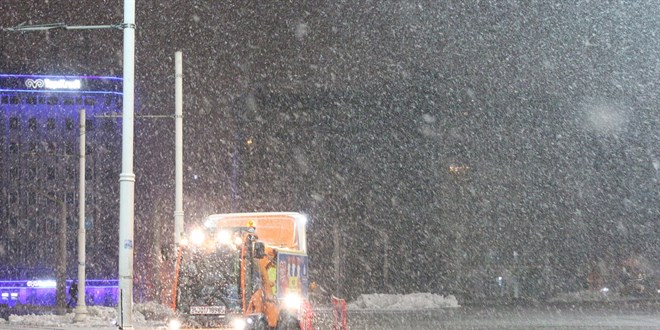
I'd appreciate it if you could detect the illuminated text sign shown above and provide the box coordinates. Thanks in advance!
[25,78,81,90]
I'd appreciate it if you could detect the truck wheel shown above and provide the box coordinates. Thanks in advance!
[254,319,269,330]
[276,313,301,330]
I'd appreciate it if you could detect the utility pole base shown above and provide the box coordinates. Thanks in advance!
[73,305,88,322]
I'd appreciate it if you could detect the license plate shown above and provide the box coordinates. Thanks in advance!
[190,305,226,315]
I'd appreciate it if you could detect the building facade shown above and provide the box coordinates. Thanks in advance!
[0,74,122,280]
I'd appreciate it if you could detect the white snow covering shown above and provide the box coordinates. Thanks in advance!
[1,294,462,327]
[548,290,618,303]
[2,303,174,329]
[347,293,460,310]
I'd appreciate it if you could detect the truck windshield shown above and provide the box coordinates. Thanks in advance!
[176,245,241,312]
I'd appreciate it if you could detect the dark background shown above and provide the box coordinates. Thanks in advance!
[1,1,658,302]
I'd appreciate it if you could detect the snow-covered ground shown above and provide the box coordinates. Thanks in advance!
[1,292,657,329]
[0,293,459,329]
[0,302,174,329]
[347,293,460,310]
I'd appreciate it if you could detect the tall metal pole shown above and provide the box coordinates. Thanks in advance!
[174,51,184,245]
[118,0,136,328]
[74,109,88,321]
[333,220,342,297]
[57,200,67,314]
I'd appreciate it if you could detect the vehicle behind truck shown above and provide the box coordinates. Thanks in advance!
[170,212,309,330]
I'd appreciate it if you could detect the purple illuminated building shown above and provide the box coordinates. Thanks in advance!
[0,74,122,294]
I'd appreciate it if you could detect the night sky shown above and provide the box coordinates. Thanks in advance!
[1,1,658,301]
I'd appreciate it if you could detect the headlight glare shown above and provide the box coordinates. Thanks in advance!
[284,293,302,310]
[168,319,182,330]
[232,318,247,330]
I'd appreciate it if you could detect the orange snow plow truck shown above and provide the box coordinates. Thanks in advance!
[170,212,311,330]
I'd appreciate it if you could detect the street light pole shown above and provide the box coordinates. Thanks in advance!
[118,0,136,328]
[74,109,88,322]
[2,7,137,328]
[174,51,184,245]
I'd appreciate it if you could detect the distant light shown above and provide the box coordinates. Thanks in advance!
[600,287,610,293]
[246,138,253,146]
[449,165,470,174]
[193,174,199,180]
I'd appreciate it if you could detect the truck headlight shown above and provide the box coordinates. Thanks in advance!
[190,229,206,246]
[232,318,247,330]
[284,293,302,310]
[168,319,182,330]
[216,230,231,245]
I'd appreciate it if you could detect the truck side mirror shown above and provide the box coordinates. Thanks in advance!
[253,242,266,259]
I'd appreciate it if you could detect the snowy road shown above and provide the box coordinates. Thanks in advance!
[337,303,660,329]
[1,302,659,329]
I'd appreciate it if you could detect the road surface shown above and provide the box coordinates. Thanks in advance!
[1,301,659,329]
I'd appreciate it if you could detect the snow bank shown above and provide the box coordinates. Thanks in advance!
[347,293,460,310]
[548,290,617,303]
[4,303,174,328]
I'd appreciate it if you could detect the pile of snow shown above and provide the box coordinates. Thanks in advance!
[4,302,174,328]
[347,293,460,310]
[7,307,117,328]
[548,290,617,303]
[135,301,176,322]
